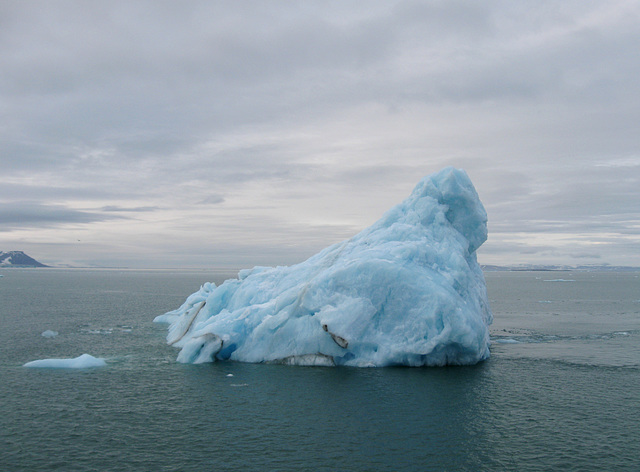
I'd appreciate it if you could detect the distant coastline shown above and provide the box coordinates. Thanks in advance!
[481,264,640,272]
[0,250,637,272]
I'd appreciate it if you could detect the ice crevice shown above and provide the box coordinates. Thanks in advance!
[155,167,492,367]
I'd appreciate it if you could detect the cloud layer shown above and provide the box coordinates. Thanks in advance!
[1,1,639,267]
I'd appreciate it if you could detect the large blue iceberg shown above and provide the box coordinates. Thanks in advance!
[155,167,492,367]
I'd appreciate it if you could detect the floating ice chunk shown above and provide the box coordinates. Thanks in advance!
[544,279,575,282]
[23,353,106,369]
[81,328,114,335]
[156,167,492,367]
[494,338,520,344]
[41,330,59,338]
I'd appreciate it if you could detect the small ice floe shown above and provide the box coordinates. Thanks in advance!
[41,330,59,338]
[494,338,520,344]
[543,279,575,282]
[226,373,234,377]
[613,332,630,336]
[23,353,106,369]
[538,300,553,303]
[82,328,113,335]
[81,326,133,334]
[230,383,249,387]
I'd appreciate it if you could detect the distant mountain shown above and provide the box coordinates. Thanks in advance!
[0,251,48,268]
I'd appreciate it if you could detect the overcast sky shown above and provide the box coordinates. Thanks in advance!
[1,0,639,268]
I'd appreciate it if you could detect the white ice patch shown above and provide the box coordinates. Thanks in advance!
[23,353,106,369]
[155,167,492,367]
[41,330,59,338]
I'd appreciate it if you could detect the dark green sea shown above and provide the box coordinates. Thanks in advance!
[1,269,638,471]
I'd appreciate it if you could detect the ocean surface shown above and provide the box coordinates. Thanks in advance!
[1,268,638,471]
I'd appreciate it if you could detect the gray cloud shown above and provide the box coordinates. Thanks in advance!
[569,253,602,260]
[1,1,639,267]
[0,202,120,230]
[100,205,161,212]
[198,195,225,205]
[0,182,115,201]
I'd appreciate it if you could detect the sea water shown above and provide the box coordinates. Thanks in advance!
[0,268,638,471]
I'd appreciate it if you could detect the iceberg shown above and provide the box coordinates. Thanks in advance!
[155,167,492,367]
[23,353,106,369]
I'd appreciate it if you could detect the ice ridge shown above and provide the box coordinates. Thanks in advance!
[155,167,492,367]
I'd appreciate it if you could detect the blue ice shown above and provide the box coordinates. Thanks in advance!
[155,167,492,367]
